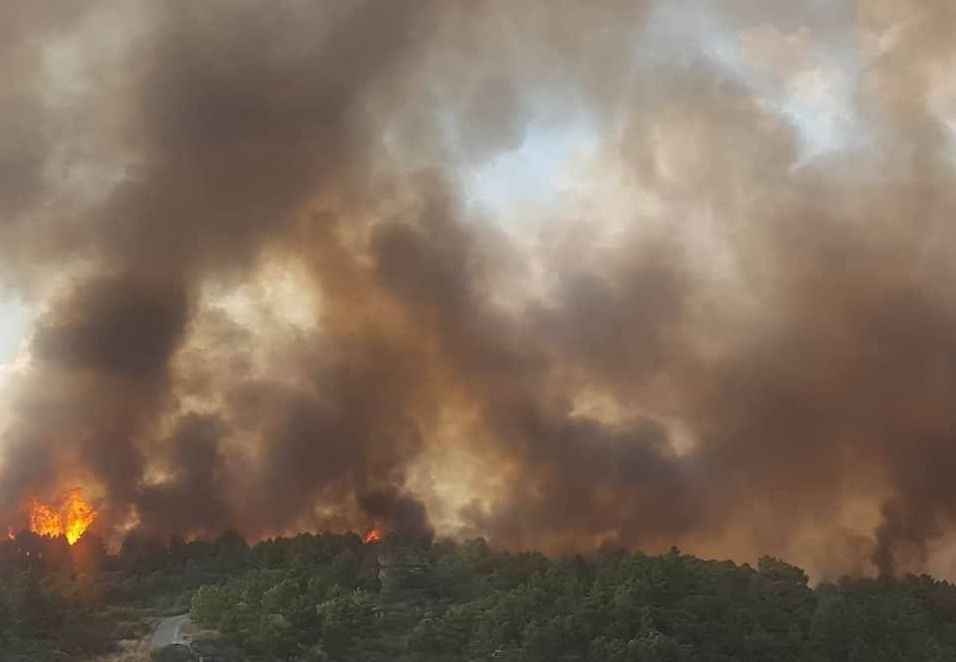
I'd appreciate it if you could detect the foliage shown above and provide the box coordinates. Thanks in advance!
[182,535,956,661]
[5,530,956,661]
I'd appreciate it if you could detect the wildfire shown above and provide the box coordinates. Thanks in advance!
[363,528,383,544]
[29,489,97,545]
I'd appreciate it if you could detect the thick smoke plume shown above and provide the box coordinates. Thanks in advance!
[2,0,956,578]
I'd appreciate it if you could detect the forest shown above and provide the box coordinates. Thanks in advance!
[3,530,956,661]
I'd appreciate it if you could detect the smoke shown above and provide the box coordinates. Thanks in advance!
[359,487,434,542]
[2,0,956,577]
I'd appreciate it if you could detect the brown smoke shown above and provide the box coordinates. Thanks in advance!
[2,0,956,578]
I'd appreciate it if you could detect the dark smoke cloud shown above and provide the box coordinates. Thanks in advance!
[359,487,434,541]
[2,0,956,579]
[33,275,190,379]
[135,412,229,536]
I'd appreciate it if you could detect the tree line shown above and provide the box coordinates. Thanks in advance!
[3,530,956,661]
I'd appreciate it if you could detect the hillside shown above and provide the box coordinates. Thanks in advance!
[3,531,956,661]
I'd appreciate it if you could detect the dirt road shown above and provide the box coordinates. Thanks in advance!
[150,613,191,648]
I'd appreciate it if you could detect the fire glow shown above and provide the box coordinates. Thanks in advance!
[363,528,383,544]
[29,489,96,545]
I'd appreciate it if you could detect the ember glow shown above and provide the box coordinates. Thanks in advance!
[363,529,383,545]
[29,490,97,545]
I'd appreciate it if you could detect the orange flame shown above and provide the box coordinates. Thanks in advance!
[363,528,383,544]
[29,489,97,545]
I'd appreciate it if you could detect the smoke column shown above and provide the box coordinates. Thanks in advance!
[2,0,956,578]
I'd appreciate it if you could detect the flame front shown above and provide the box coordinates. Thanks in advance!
[363,528,383,544]
[29,501,62,538]
[63,490,96,544]
[29,489,96,545]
